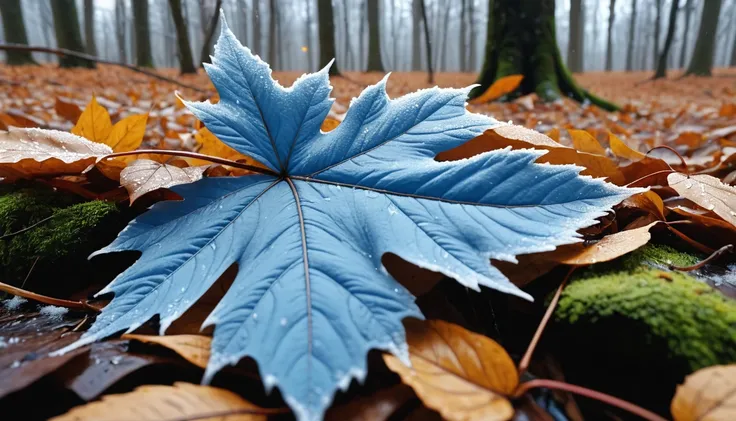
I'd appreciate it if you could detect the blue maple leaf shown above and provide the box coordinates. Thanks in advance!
[57,17,638,421]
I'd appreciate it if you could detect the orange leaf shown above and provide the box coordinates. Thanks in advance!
[106,113,148,152]
[122,334,211,369]
[50,382,266,421]
[72,95,113,143]
[671,365,736,421]
[470,75,524,104]
[54,97,83,124]
[568,129,607,156]
[609,132,646,161]
[321,118,341,132]
[383,319,517,421]
[552,222,658,266]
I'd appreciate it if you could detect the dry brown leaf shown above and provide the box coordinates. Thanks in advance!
[553,222,658,265]
[105,113,148,152]
[438,125,625,184]
[55,97,83,124]
[568,129,607,155]
[668,173,736,227]
[120,159,207,203]
[470,75,524,104]
[122,334,211,369]
[671,365,736,421]
[0,127,112,177]
[192,127,254,165]
[321,118,341,132]
[51,382,266,421]
[71,95,113,143]
[609,132,646,161]
[620,191,666,220]
[383,319,518,421]
[325,384,414,421]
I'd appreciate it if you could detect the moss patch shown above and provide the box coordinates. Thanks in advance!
[550,243,735,417]
[0,184,131,296]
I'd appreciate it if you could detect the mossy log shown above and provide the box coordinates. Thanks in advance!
[472,0,618,111]
[0,184,132,297]
[551,244,736,417]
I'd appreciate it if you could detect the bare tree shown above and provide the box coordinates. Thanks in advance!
[678,0,693,67]
[419,0,432,82]
[51,0,95,68]
[468,0,476,70]
[115,0,128,63]
[252,0,261,55]
[342,0,355,70]
[268,0,277,68]
[653,0,662,66]
[318,0,340,75]
[366,0,384,71]
[568,0,584,72]
[626,0,637,70]
[168,0,196,73]
[653,0,679,78]
[83,0,97,56]
[685,0,722,76]
[412,0,422,70]
[460,0,467,71]
[305,0,314,70]
[605,0,616,71]
[132,0,153,67]
[200,0,223,65]
[0,0,37,65]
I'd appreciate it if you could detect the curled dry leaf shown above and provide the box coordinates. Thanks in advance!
[619,191,666,220]
[122,334,211,369]
[383,319,518,421]
[0,127,112,177]
[671,365,736,421]
[50,382,267,421]
[437,125,625,184]
[470,75,524,104]
[668,173,736,228]
[71,95,112,143]
[120,159,207,203]
[553,222,659,265]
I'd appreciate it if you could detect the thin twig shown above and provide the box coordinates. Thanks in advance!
[625,169,675,188]
[669,244,733,271]
[514,379,668,421]
[665,224,716,254]
[0,215,56,240]
[0,280,101,312]
[162,407,291,421]
[518,267,576,375]
[646,145,689,174]
[102,150,279,176]
[0,44,209,93]
[20,256,39,289]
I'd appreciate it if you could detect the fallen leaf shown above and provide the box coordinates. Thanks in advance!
[668,173,736,228]
[325,384,415,421]
[105,113,148,152]
[55,97,83,124]
[609,132,646,161]
[470,75,524,104]
[568,129,607,155]
[619,191,666,220]
[122,334,211,369]
[0,127,112,177]
[72,96,113,143]
[553,222,659,265]
[437,125,625,184]
[383,319,518,421]
[321,118,341,132]
[51,382,267,421]
[119,159,207,203]
[671,364,736,421]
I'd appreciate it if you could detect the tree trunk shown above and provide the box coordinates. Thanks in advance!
[420,0,432,82]
[605,0,616,71]
[0,0,37,65]
[115,0,127,63]
[653,0,662,67]
[568,0,584,72]
[366,0,384,71]
[469,0,476,70]
[460,0,467,72]
[625,0,636,71]
[132,0,153,67]
[473,0,617,111]
[641,4,651,69]
[253,0,261,55]
[342,0,354,70]
[83,0,97,56]
[685,0,722,76]
[168,0,196,74]
[653,0,679,78]
[200,0,223,66]
[439,0,451,71]
[359,0,366,69]
[268,0,277,68]
[679,0,693,67]
[731,25,736,66]
[306,0,314,71]
[51,0,95,68]
[412,0,422,70]
[317,0,340,75]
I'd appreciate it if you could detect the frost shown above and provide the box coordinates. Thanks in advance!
[3,296,27,311]
[39,305,69,321]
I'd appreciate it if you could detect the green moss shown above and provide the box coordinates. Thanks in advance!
[0,184,130,295]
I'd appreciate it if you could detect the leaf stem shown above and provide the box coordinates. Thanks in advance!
[514,379,668,421]
[625,169,675,188]
[0,280,101,312]
[0,215,56,240]
[518,267,576,375]
[101,150,279,177]
[669,244,733,271]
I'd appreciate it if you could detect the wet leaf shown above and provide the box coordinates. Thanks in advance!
[122,334,211,369]
[105,113,148,152]
[470,75,524,104]
[671,364,736,421]
[0,127,112,177]
[71,96,113,143]
[609,132,646,161]
[552,222,659,265]
[383,319,518,421]
[51,382,267,421]
[119,159,207,203]
[668,173,736,228]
